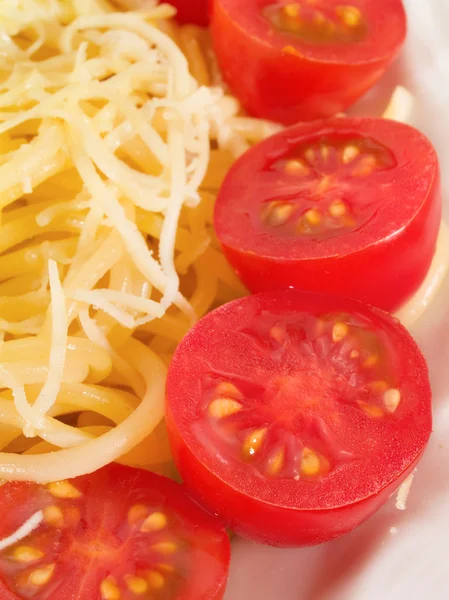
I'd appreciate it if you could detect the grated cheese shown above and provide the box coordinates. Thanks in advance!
[0,5,215,326]
[383,86,415,123]
[66,288,165,325]
[396,469,417,511]
[28,260,68,435]
[0,510,43,551]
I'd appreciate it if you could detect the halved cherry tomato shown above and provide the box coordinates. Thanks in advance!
[0,464,230,599]
[214,117,441,312]
[166,290,432,547]
[167,0,210,26]
[210,0,407,123]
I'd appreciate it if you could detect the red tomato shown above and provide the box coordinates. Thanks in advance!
[214,117,441,312]
[166,290,432,547]
[0,464,230,600]
[167,0,209,26]
[210,0,407,123]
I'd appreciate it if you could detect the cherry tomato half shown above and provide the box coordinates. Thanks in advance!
[210,0,407,123]
[0,464,230,600]
[166,290,432,547]
[214,117,441,312]
[167,0,210,26]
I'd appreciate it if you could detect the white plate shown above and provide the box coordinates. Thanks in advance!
[226,2,449,598]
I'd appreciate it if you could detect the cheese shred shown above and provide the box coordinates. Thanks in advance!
[0,511,43,551]
[0,0,258,481]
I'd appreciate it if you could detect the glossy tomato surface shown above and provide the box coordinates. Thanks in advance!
[166,290,432,547]
[167,0,209,26]
[214,117,441,312]
[211,0,406,123]
[0,464,230,600]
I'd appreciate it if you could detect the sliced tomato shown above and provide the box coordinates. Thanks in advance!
[210,0,406,123]
[214,117,441,312]
[167,0,210,26]
[166,290,432,547]
[0,464,230,600]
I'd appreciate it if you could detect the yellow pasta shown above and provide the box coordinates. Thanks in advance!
[0,0,281,482]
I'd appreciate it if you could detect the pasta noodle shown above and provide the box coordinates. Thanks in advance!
[0,1,445,484]
[0,0,273,482]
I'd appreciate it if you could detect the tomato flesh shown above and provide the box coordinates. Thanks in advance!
[214,117,441,312]
[210,0,407,123]
[166,291,432,546]
[167,0,210,26]
[0,465,230,600]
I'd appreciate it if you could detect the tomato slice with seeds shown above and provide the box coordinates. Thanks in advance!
[210,0,406,123]
[0,464,230,600]
[166,290,432,547]
[214,117,441,312]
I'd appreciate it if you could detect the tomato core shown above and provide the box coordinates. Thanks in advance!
[198,309,403,483]
[260,134,396,240]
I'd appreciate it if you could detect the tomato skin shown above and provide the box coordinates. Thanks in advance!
[166,290,432,547]
[167,427,423,546]
[167,0,210,26]
[214,117,441,312]
[0,465,230,600]
[210,0,407,123]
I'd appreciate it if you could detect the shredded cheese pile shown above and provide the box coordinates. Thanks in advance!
[0,0,283,482]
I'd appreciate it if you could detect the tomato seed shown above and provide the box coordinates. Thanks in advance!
[125,576,148,595]
[148,571,165,589]
[368,380,389,393]
[157,563,175,573]
[313,11,326,25]
[47,481,81,499]
[321,145,330,160]
[28,564,55,587]
[336,5,362,27]
[283,3,300,18]
[208,398,242,419]
[128,504,148,526]
[284,159,309,175]
[300,448,321,476]
[151,542,178,555]
[358,402,384,418]
[12,546,44,563]
[384,388,401,413]
[353,155,377,176]
[100,577,120,600]
[342,144,360,163]
[328,200,347,218]
[266,448,285,476]
[263,201,296,227]
[304,148,315,162]
[141,512,168,533]
[304,208,322,226]
[242,428,267,459]
[363,354,379,367]
[332,322,349,342]
[43,505,64,527]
